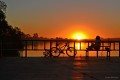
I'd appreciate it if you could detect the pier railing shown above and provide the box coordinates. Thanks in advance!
[1,39,120,57]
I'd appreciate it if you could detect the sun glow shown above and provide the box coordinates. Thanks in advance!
[72,32,87,40]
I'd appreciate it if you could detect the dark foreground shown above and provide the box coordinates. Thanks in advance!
[0,57,120,80]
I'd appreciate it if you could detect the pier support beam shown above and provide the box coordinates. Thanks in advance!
[49,41,52,57]
[96,51,98,58]
[25,41,27,57]
[119,41,120,58]
[32,41,33,50]
[86,51,89,58]
[44,41,46,50]
[74,41,75,57]
[107,51,110,60]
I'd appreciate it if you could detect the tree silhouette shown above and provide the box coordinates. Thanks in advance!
[0,10,5,21]
[0,1,24,57]
[0,1,7,12]
[0,0,6,21]
[33,33,38,39]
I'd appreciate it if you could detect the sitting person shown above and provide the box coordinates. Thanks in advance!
[87,36,101,51]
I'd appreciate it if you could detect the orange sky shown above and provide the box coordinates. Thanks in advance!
[5,0,120,39]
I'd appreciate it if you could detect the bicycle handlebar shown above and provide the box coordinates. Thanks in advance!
[56,43,68,47]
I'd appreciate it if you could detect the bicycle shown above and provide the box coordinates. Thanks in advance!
[48,43,77,57]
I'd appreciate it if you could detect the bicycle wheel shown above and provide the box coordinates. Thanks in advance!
[66,47,77,57]
[51,47,60,57]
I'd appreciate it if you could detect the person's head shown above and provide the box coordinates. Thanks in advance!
[96,36,100,40]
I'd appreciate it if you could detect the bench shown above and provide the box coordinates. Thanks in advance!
[100,46,111,51]
[86,46,111,57]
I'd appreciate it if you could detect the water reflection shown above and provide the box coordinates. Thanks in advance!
[71,57,88,80]
[78,43,80,50]
[75,42,88,50]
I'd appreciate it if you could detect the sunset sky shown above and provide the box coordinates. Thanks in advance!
[4,0,120,39]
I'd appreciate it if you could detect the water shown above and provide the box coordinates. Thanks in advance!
[20,41,120,57]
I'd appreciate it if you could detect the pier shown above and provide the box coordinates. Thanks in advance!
[22,39,120,58]
[1,39,120,58]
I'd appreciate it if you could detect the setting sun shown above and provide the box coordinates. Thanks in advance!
[76,35,82,40]
[72,32,87,40]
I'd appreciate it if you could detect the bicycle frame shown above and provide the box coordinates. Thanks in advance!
[56,43,68,53]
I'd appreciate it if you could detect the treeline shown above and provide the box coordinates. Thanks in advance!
[0,1,27,57]
[0,9,26,56]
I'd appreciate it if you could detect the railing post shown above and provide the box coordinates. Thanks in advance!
[44,41,46,50]
[74,41,75,57]
[107,51,108,58]
[25,41,27,57]
[97,51,98,58]
[102,42,104,50]
[32,41,33,50]
[109,51,110,59]
[107,51,110,60]
[113,42,115,50]
[86,42,89,58]
[88,42,89,48]
[119,41,120,58]
[86,51,89,58]
[79,42,81,50]
[50,41,52,57]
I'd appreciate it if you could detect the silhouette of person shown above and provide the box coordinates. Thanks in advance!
[87,36,101,50]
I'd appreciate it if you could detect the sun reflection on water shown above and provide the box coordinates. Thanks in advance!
[76,42,87,50]
[71,57,88,80]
